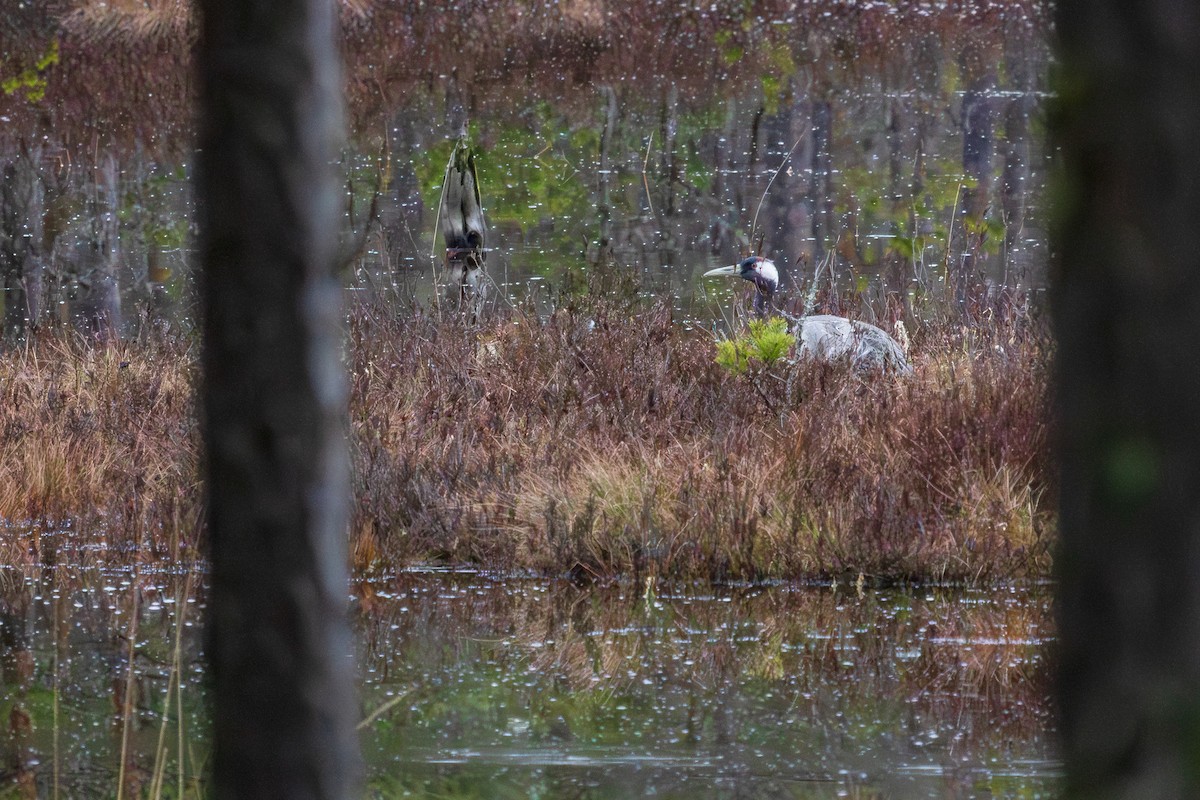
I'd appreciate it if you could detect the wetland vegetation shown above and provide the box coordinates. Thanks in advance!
[1,290,1051,585]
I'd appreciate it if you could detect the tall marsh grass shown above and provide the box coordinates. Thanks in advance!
[0,335,201,565]
[0,293,1052,583]
[347,293,1052,584]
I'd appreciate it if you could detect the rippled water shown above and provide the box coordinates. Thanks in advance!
[0,2,1052,333]
[0,566,1058,798]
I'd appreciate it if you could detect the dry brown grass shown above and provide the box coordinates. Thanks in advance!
[348,293,1053,584]
[0,294,1052,583]
[0,333,201,566]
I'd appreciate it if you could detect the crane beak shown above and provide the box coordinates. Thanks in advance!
[702,264,739,279]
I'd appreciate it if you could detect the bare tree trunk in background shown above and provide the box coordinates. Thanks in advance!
[659,84,679,218]
[596,85,618,262]
[957,39,997,307]
[66,154,122,338]
[1054,3,1200,798]
[810,98,833,267]
[760,92,812,283]
[1,144,44,341]
[197,0,361,797]
[1001,13,1036,288]
[382,106,426,288]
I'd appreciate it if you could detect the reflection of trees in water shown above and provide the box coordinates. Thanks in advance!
[0,567,206,798]
[355,576,1054,778]
[0,568,1054,795]
[0,2,1051,337]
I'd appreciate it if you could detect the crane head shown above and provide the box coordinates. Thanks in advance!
[703,256,779,316]
[703,257,778,293]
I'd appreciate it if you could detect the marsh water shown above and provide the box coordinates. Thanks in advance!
[0,566,1056,798]
[0,2,1051,334]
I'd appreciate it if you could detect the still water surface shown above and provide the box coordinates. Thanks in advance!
[1,566,1057,798]
[0,3,1052,333]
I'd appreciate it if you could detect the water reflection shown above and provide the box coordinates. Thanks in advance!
[356,572,1057,798]
[0,566,1057,797]
[0,2,1051,336]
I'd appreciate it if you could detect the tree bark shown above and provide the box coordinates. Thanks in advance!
[68,154,122,338]
[1054,3,1200,798]
[596,84,619,262]
[957,40,997,305]
[196,0,360,797]
[1,144,44,341]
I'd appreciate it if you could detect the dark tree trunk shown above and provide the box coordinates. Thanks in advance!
[958,41,997,305]
[197,0,360,797]
[1001,14,1036,287]
[67,154,122,338]
[1053,3,1200,798]
[1,144,44,341]
[885,97,905,204]
[659,85,679,217]
[596,84,618,262]
[810,98,833,266]
[1001,93,1032,284]
[759,89,815,291]
[960,81,995,221]
[382,106,426,287]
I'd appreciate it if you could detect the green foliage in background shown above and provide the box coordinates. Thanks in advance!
[2,39,59,102]
[415,111,600,277]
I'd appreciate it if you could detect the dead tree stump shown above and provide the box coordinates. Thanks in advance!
[439,137,487,320]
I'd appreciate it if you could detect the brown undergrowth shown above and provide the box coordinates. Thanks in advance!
[0,334,201,566]
[0,296,1053,583]
[348,294,1053,584]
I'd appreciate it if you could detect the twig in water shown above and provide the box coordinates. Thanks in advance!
[358,690,413,731]
[641,130,656,217]
[749,127,809,248]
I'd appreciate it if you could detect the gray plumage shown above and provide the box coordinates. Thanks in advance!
[704,257,912,375]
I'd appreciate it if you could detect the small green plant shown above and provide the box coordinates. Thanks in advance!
[715,318,796,374]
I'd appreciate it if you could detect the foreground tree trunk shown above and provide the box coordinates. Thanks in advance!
[197,0,360,797]
[1054,3,1200,798]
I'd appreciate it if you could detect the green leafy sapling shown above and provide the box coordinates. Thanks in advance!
[715,318,796,374]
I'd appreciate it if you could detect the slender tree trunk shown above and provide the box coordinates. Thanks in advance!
[659,84,679,217]
[1054,3,1200,798]
[810,98,833,266]
[67,154,122,338]
[383,106,426,287]
[1001,15,1036,287]
[958,41,997,306]
[760,89,814,287]
[1001,94,1032,285]
[596,85,618,262]
[1,144,44,341]
[197,0,361,797]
